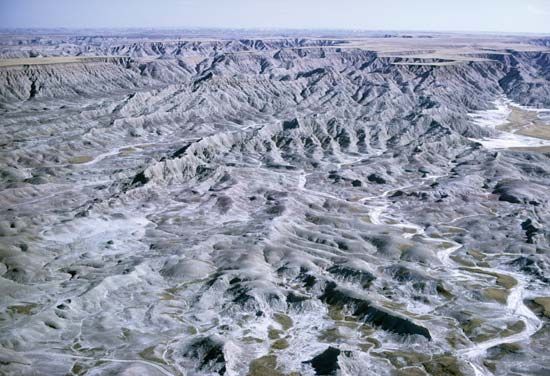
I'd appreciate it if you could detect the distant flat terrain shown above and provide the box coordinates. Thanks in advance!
[0,56,121,67]
[498,106,550,140]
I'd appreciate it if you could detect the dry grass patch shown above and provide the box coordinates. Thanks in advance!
[0,56,119,68]
[248,355,284,376]
[483,288,509,304]
[533,297,550,318]
[499,107,550,141]
[8,303,39,315]
[68,156,93,164]
[273,313,293,330]
[460,267,517,289]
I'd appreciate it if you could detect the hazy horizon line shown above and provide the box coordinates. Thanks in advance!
[1,27,549,37]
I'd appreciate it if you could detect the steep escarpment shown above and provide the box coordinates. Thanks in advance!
[1,35,550,376]
[0,37,345,59]
[495,52,550,107]
[0,57,140,102]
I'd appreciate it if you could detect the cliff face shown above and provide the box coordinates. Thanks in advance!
[1,36,550,376]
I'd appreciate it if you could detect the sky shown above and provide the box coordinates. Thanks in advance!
[1,0,550,34]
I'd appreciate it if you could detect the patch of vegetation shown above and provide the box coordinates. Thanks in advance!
[360,216,372,224]
[273,313,293,330]
[501,321,525,338]
[268,327,283,340]
[8,303,39,315]
[483,288,509,304]
[497,342,522,354]
[461,267,517,289]
[377,350,430,369]
[248,355,284,376]
[328,306,344,321]
[364,337,381,349]
[461,318,484,338]
[422,355,464,376]
[467,249,486,261]
[139,345,166,365]
[271,338,289,350]
[483,360,497,373]
[359,342,373,352]
[450,255,476,267]
[319,327,347,342]
[242,336,263,344]
[119,147,137,155]
[533,297,550,318]
[396,366,428,376]
[159,292,175,301]
[436,283,454,299]
[70,362,87,376]
[446,331,470,349]
[68,156,93,164]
